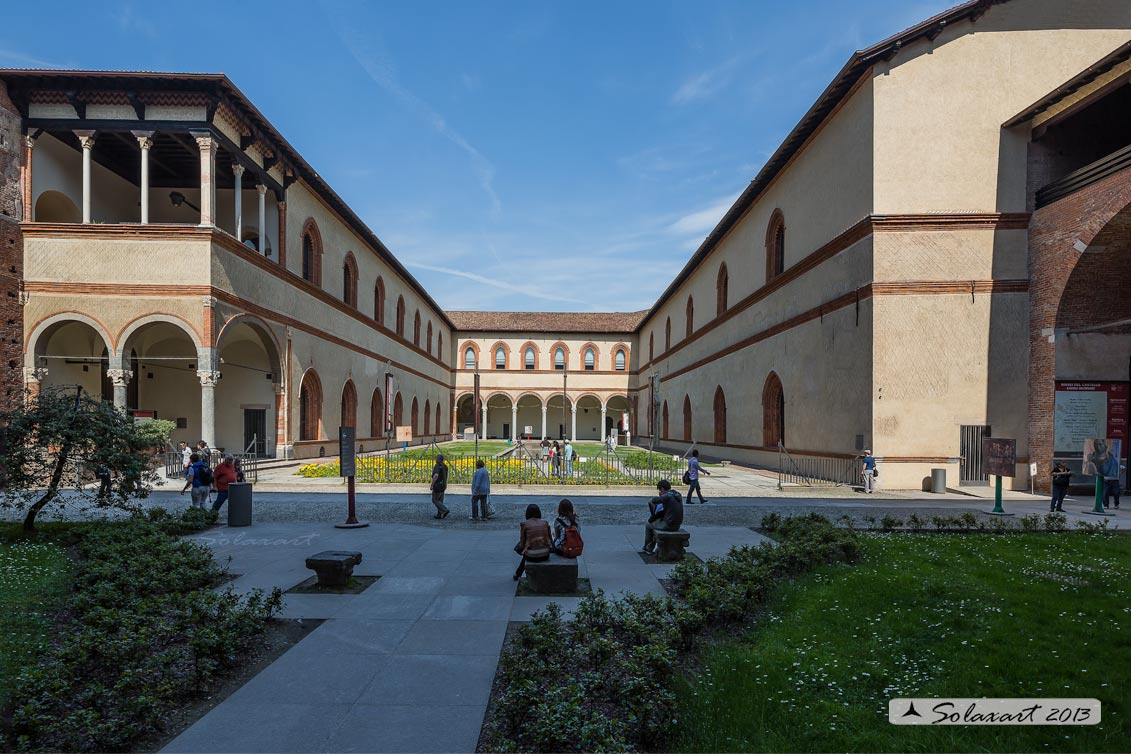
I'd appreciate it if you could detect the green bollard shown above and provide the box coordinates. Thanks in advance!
[1085,476,1115,516]
[991,475,1005,514]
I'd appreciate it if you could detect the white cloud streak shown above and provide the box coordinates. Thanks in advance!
[671,56,742,105]
[667,196,735,236]
[407,263,585,305]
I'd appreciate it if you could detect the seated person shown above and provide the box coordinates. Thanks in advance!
[552,499,583,557]
[643,479,683,555]
[514,504,553,581]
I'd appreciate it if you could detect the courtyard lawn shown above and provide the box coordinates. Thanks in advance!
[671,533,1131,753]
[429,440,610,456]
[0,535,71,708]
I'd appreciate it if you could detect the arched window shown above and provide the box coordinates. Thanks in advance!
[298,370,323,441]
[370,387,384,437]
[340,380,357,428]
[437,332,443,361]
[374,277,386,324]
[434,401,443,435]
[495,347,506,370]
[424,400,431,436]
[662,400,669,439]
[342,253,358,307]
[762,372,784,447]
[682,395,692,442]
[525,347,535,370]
[413,310,421,346]
[300,220,322,286]
[554,348,565,370]
[394,392,404,427]
[584,348,595,371]
[426,322,433,354]
[464,347,476,370]
[665,317,671,351]
[766,210,786,280]
[649,333,654,363]
[716,263,729,317]
[411,397,419,434]
[395,296,406,336]
[614,349,626,371]
[685,296,694,339]
[714,386,727,445]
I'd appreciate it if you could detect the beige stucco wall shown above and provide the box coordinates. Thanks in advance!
[872,0,1131,214]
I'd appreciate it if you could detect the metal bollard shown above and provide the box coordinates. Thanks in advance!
[227,482,253,526]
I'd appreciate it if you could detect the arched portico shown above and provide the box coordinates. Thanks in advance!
[514,392,543,440]
[483,391,514,440]
[116,317,206,446]
[606,395,630,442]
[455,392,477,439]
[214,315,283,456]
[573,393,603,441]
[25,314,114,404]
[545,394,575,440]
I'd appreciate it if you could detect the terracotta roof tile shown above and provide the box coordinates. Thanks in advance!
[445,310,647,334]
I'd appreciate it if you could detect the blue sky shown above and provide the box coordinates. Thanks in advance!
[3,0,955,312]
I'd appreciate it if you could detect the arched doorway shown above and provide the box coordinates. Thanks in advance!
[573,395,603,441]
[215,317,282,456]
[682,395,692,442]
[298,370,324,441]
[117,317,203,447]
[393,392,404,428]
[341,380,358,429]
[370,386,384,438]
[714,386,727,445]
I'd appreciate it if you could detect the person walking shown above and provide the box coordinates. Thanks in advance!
[1050,461,1071,512]
[1100,451,1122,509]
[686,449,710,503]
[211,454,238,513]
[95,462,113,499]
[471,459,491,521]
[861,450,877,494]
[180,452,212,509]
[430,454,451,519]
[564,440,574,475]
[179,441,192,479]
[513,504,552,581]
[552,499,583,557]
[551,441,561,476]
[643,479,683,555]
[196,440,213,466]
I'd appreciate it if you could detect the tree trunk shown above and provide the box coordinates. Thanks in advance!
[22,441,71,532]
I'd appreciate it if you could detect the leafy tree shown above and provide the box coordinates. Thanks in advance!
[0,387,160,532]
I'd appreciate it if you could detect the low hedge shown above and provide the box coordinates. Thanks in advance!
[480,514,860,752]
[1,513,281,753]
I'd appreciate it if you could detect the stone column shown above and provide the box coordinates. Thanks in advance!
[76,131,96,223]
[23,367,47,403]
[135,133,154,223]
[193,132,216,227]
[277,199,287,267]
[571,406,578,442]
[600,404,607,441]
[511,402,518,441]
[106,369,133,412]
[541,404,547,440]
[198,370,220,447]
[256,184,267,254]
[481,401,488,441]
[22,133,37,222]
[232,164,245,241]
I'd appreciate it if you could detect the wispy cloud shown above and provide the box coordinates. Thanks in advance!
[671,56,742,105]
[667,196,735,236]
[116,5,158,38]
[323,5,502,217]
[0,46,69,69]
[408,262,585,304]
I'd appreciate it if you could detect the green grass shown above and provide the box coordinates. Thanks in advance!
[671,533,1131,753]
[0,535,72,708]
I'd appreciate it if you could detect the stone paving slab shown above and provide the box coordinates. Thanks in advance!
[161,522,772,754]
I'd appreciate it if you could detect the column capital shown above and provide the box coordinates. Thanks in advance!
[256,183,268,195]
[276,199,286,209]
[197,370,221,387]
[136,135,154,151]
[232,163,246,178]
[75,131,97,150]
[106,369,133,387]
[25,132,39,150]
[192,132,215,150]
[24,366,48,383]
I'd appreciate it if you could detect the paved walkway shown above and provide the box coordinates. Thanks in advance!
[162,522,767,754]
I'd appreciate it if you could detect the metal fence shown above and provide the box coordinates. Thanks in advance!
[162,445,258,484]
[352,445,688,486]
[777,443,862,488]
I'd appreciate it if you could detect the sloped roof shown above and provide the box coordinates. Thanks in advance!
[445,310,647,334]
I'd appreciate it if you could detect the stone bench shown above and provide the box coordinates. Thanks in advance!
[525,553,579,594]
[655,530,691,562]
[305,550,363,586]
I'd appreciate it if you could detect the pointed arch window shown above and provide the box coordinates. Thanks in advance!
[495,347,506,370]
[374,277,386,325]
[395,296,406,336]
[686,296,694,338]
[584,348,595,371]
[762,372,784,447]
[665,317,671,351]
[413,310,421,346]
[464,347,476,370]
[614,349,626,371]
[714,386,727,445]
[682,395,692,441]
[555,348,565,370]
[716,263,729,317]
[525,347,535,370]
[766,210,786,280]
[426,322,433,354]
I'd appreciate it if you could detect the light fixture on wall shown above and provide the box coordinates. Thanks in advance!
[169,191,200,212]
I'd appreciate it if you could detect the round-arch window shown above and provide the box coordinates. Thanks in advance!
[464,348,476,370]
[584,348,595,371]
[525,348,535,370]
[615,350,626,371]
[555,349,565,370]
[495,347,505,369]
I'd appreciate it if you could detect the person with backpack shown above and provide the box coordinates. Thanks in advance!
[471,459,491,521]
[1050,461,1071,512]
[430,454,450,519]
[684,449,710,503]
[196,440,213,466]
[211,454,239,512]
[513,504,553,581]
[643,479,683,555]
[180,452,213,509]
[861,450,878,493]
[552,499,584,558]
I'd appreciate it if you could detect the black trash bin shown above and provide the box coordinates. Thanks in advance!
[227,482,253,526]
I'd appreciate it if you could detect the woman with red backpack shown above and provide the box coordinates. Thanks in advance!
[552,499,584,558]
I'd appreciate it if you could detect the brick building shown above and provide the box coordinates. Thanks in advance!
[2,0,1130,489]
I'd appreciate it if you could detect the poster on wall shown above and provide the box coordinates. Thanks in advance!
[395,425,412,443]
[981,437,1017,478]
[1082,438,1122,477]
[1054,381,1128,455]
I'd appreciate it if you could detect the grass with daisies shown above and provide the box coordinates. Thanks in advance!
[671,532,1130,753]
